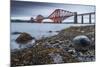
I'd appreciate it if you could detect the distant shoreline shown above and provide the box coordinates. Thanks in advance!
[11,21,95,24]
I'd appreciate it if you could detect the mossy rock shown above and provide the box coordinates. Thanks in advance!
[11,44,79,66]
[15,32,33,44]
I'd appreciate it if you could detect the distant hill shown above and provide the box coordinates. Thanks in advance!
[11,19,75,23]
[11,19,30,23]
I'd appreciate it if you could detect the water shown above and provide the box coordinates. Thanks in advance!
[11,23,94,50]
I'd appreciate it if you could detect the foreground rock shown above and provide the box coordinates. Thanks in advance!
[16,32,33,44]
[11,45,79,66]
[11,25,95,66]
[73,35,91,51]
[15,32,35,48]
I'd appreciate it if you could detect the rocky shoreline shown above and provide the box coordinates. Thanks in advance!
[11,25,95,67]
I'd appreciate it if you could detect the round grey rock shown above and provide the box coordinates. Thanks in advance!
[72,35,91,51]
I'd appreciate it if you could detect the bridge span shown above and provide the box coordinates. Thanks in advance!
[30,9,95,24]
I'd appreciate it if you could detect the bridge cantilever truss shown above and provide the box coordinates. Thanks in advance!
[48,9,75,23]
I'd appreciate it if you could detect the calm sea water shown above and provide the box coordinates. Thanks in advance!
[11,23,94,50]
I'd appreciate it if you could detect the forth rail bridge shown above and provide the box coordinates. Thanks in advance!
[30,9,95,24]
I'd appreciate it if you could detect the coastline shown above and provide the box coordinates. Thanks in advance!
[11,25,95,66]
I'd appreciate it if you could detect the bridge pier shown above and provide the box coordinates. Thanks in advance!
[80,13,92,24]
[74,12,77,24]
[89,13,91,24]
[36,15,44,23]
[30,17,35,23]
[81,15,84,24]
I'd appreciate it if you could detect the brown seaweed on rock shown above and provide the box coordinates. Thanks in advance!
[11,45,79,66]
[15,32,33,44]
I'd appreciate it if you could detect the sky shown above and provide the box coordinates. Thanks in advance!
[11,0,95,20]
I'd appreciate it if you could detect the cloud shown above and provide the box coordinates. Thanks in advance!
[11,1,95,19]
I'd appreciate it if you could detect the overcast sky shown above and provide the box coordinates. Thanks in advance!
[11,0,95,20]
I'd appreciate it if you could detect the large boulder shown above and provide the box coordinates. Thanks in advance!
[15,32,33,44]
[72,35,91,51]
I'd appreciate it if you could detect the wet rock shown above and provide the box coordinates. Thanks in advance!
[53,43,62,49]
[81,30,85,33]
[49,40,60,44]
[15,32,33,44]
[72,35,91,51]
[48,30,53,33]
[68,49,76,55]
[15,32,36,49]
[55,31,60,33]
[11,32,22,35]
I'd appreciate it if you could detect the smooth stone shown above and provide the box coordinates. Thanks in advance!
[72,35,91,51]
[73,35,91,47]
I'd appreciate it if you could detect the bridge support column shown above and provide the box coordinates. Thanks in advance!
[89,13,91,24]
[74,12,77,24]
[81,15,84,24]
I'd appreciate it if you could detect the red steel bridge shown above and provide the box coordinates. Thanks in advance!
[30,9,95,24]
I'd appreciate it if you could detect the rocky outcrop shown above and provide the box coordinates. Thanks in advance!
[11,45,79,66]
[11,25,95,66]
